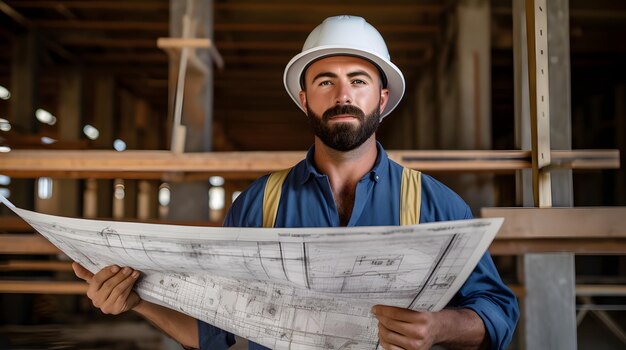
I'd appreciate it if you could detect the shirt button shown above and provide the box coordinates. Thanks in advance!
[375,175,380,181]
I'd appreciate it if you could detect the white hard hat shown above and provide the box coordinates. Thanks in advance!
[283,15,405,120]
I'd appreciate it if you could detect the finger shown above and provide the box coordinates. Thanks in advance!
[106,271,141,314]
[376,314,421,338]
[112,270,140,306]
[91,265,121,290]
[72,262,94,282]
[378,321,416,350]
[99,267,135,300]
[378,338,404,350]
[89,266,123,306]
[373,305,426,323]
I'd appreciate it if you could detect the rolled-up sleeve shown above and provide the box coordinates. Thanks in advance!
[449,252,519,350]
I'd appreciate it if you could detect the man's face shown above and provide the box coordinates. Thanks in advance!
[298,56,389,151]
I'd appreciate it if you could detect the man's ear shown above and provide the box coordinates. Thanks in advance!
[379,88,389,113]
[298,91,307,113]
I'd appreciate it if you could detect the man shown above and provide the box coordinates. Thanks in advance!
[73,15,518,350]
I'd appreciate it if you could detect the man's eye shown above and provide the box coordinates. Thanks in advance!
[352,79,366,85]
[319,81,333,86]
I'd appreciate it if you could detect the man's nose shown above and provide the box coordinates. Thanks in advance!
[334,82,352,105]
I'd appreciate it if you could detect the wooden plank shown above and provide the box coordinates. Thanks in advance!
[0,234,60,254]
[0,149,618,179]
[482,207,626,238]
[490,238,626,255]
[0,216,32,232]
[33,20,439,34]
[576,285,626,297]
[11,1,168,10]
[0,281,86,294]
[0,260,73,271]
[213,3,444,13]
[526,0,552,207]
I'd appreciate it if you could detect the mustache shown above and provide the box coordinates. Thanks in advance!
[322,105,365,121]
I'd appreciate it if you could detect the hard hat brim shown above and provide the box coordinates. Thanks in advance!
[283,46,405,119]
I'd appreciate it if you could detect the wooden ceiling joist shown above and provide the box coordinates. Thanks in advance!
[35,20,169,31]
[214,3,444,14]
[9,1,169,11]
[58,37,432,52]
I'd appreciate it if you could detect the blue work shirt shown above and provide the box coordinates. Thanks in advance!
[198,142,519,350]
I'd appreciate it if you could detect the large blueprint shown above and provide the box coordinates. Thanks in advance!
[1,195,502,350]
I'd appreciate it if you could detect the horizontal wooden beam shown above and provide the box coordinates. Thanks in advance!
[11,1,168,11]
[213,3,444,14]
[576,285,626,297]
[0,260,73,271]
[482,207,626,239]
[0,216,32,232]
[63,37,429,51]
[0,280,86,294]
[0,234,59,254]
[34,20,439,34]
[35,20,169,31]
[0,149,618,179]
[489,238,626,255]
[12,2,443,13]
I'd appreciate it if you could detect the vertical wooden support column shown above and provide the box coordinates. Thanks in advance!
[617,85,626,206]
[9,31,39,209]
[166,0,212,221]
[415,69,436,149]
[515,0,577,348]
[119,90,138,219]
[92,74,116,218]
[136,100,159,220]
[547,0,573,206]
[513,0,533,207]
[525,0,552,208]
[39,68,82,216]
[443,0,493,212]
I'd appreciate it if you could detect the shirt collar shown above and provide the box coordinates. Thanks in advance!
[296,141,389,185]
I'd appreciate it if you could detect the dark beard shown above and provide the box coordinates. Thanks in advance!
[306,103,380,152]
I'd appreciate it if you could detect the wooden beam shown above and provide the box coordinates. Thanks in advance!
[0,216,32,232]
[490,238,626,255]
[482,207,626,239]
[0,280,86,294]
[213,23,439,34]
[34,20,438,34]
[214,3,444,13]
[11,1,168,11]
[0,234,60,254]
[35,20,169,31]
[0,260,73,271]
[526,0,553,207]
[576,285,626,297]
[0,149,618,179]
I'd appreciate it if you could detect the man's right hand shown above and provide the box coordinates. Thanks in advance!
[72,262,141,315]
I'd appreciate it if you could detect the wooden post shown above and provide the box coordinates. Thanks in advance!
[516,0,577,348]
[513,0,534,207]
[166,0,212,221]
[8,30,39,210]
[119,90,138,219]
[415,68,436,150]
[39,68,82,217]
[92,74,116,218]
[440,0,493,213]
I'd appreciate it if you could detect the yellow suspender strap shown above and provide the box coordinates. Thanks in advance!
[262,168,292,228]
[400,168,422,226]
[262,167,421,227]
